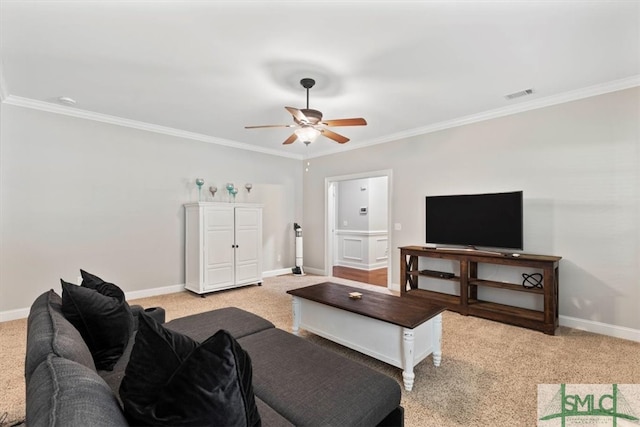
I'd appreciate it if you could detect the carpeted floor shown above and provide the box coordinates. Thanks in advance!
[1,274,639,426]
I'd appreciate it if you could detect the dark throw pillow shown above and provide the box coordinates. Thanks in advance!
[80,269,121,296]
[60,279,133,371]
[120,314,261,427]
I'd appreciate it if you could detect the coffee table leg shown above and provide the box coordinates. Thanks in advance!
[402,328,415,391]
[292,296,301,336]
[433,313,442,367]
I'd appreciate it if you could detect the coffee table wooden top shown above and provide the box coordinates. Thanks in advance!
[287,282,446,329]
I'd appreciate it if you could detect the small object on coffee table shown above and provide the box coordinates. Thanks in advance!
[349,292,363,299]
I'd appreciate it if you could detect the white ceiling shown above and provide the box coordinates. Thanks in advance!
[1,0,639,159]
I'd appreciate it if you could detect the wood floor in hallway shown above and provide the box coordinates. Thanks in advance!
[332,266,388,287]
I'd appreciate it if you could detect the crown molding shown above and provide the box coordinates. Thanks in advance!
[3,74,637,161]
[308,75,640,159]
[1,95,303,160]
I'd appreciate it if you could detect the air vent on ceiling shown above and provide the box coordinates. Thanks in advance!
[504,88,534,100]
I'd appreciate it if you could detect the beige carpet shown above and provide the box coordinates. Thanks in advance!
[1,274,639,426]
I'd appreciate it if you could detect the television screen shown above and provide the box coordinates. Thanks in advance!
[425,191,523,250]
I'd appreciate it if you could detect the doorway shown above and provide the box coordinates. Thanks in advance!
[325,170,392,288]
[332,265,388,286]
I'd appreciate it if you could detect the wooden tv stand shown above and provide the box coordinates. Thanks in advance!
[399,246,561,335]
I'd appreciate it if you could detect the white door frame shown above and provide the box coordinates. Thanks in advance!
[324,169,393,288]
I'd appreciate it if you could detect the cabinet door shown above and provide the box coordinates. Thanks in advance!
[203,206,235,291]
[234,207,262,285]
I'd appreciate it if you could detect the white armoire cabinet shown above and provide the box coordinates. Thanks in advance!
[184,202,263,295]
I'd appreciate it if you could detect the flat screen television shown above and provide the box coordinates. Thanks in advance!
[425,191,523,250]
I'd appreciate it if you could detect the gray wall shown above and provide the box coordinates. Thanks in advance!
[368,176,388,231]
[2,87,638,334]
[0,105,302,312]
[302,87,640,331]
[337,178,369,231]
[337,177,388,231]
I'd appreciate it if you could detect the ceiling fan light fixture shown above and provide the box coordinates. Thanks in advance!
[245,77,366,146]
[295,126,321,143]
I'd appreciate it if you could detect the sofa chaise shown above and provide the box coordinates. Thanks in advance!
[24,287,404,426]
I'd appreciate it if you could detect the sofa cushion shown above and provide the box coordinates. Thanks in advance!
[120,313,261,427]
[26,354,127,427]
[238,328,402,427]
[165,306,274,341]
[255,397,294,427]
[25,290,96,384]
[60,279,133,371]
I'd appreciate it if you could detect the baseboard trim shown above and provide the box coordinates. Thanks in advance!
[559,315,640,343]
[6,282,634,343]
[125,284,185,301]
[0,284,187,322]
[334,262,388,271]
[262,268,294,278]
[0,307,31,322]
[0,275,288,322]
[304,267,326,276]
[388,283,401,293]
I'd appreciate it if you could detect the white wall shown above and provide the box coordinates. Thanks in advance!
[334,176,389,271]
[2,87,638,336]
[337,178,369,230]
[303,87,640,332]
[337,177,388,231]
[0,105,302,313]
[368,176,388,230]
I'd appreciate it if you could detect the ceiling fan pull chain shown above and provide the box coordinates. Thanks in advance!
[305,142,310,172]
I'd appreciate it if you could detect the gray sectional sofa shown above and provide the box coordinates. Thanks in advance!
[25,289,404,426]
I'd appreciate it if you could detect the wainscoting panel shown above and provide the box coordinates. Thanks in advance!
[374,237,388,262]
[335,230,388,271]
[343,238,364,261]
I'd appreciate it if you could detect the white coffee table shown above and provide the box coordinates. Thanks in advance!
[287,282,445,391]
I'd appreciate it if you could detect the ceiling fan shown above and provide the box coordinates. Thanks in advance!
[245,78,367,145]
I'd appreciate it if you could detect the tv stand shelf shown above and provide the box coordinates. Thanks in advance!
[415,269,458,280]
[400,246,561,335]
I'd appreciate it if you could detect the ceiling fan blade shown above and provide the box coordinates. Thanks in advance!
[321,118,367,127]
[282,133,298,145]
[321,129,350,144]
[245,124,295,129]
[285,106,309,124]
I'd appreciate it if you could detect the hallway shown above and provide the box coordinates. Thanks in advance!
[332,266,387,287]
